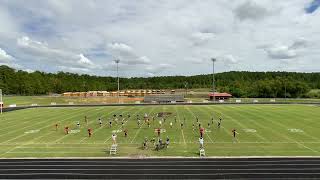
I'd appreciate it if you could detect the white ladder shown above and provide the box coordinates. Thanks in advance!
[110,144,118,155]
[199,148,205,157]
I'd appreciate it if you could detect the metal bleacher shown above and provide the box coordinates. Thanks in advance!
[144,94,184,103]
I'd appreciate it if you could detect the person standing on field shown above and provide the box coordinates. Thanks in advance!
[88,128,92,137]
[65,126,69,135]
[112,133,117,144]
[199,137,204,149]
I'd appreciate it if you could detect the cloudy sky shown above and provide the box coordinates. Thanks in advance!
[0,0,319,77]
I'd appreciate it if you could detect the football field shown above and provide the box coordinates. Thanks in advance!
[0,104,320,158]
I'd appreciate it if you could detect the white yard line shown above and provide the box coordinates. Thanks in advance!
[0,109,56,132]
[79,107,126,143]
[212,106,266,142]
[0,108,72,137]
[185,106,214,143]
[195,106,232,142]
[44,107,107,143]
[252,106,320,142]
[129,106,157,144]
[102,107,144,144]
[174,106,186,145]
[2,155,320,159]
[226,106,268,141]
[0,107,104,157]
[0,108,87,145]
[223,106,319,154]
[0,141,319,146]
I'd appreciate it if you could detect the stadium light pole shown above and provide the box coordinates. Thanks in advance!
[211,58,216,103]
[114,59,120,104]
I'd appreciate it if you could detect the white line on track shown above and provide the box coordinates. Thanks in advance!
[1,173,319,176]
[1,157,320,161]
[1,168,320,171]
[2,164,320,167]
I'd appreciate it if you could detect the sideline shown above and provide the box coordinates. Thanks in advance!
[3,102,320,113]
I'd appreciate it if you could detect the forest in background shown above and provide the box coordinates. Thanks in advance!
[1,65,320,98]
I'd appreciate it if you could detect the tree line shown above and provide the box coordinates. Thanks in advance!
[1,65,319,98]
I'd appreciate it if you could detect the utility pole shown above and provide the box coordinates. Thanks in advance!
[211,58,216,103]
[114,59,120,104]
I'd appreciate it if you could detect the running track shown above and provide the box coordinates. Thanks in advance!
[0,158,319,179]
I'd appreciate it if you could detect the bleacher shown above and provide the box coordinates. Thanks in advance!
[144,94,184,103]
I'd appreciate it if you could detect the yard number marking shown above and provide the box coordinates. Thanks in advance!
[24,129,40,134]
[243,129,257,133]
[288,129,304,133]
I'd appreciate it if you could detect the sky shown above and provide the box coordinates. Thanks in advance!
[0,0,319,77]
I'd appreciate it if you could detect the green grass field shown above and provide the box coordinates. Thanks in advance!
[0,104,320,158]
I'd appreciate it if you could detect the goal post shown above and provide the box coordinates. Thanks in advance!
[0,89,3,114]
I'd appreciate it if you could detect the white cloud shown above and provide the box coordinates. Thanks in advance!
[265,45,297,59]
[260,38,308,59]
[78,54,94,66]
[234,0,272,21]
[108,43,133,53]
[58,66,91,74]
[290,38,308,49]
[191,32,215,45]
[0,0,319,75]
[107,42,151,65]
[145,63,175,74]
[23,68,35,73]
[17,36,96,69]
[0,48,13,62]
[220,55,239,65]
[0,47,21,69]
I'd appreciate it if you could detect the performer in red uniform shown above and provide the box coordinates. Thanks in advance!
[88,128,92,137]
[65,126,69,135]
[200,127,205,138]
